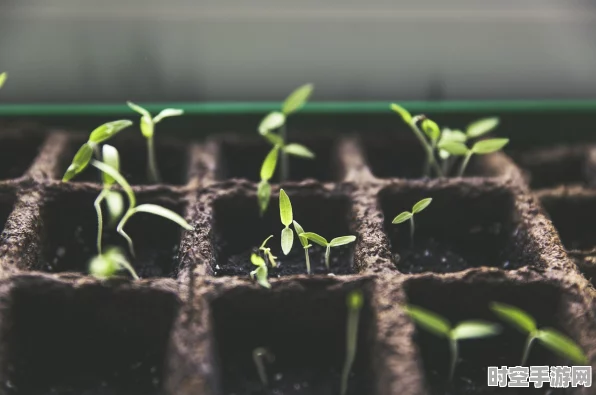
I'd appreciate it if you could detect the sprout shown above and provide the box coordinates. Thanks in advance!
[62,120,133,181]
[293,220,312,274]
[392,198,432,246]
[257,145,279,215]
[301,232,356,270]
[252,347,275,387]
[491,302,587,365]
[0,72,6,89]
[404,304,501,381]
[258,235,277,268]
[90,160,193,257]
[438,138,509,177]
[89,246,139,280]
[340,290,364,395]
[127,102,184,183]
[250,253,271,289]
[279,189,294,255]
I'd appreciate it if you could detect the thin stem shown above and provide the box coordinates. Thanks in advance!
[449,336,458,381]
[252,348,273,387]
[117,210,136,257]
[423,139,437,177]
[408,119,443,178]
[147,136,161,183]
[304,246,311,274]
[113,256,140,280]
[340,302,361,395]
[521,334,536,366]
[409,216,415,247]
[325,245,331,270]
[94,189,109,254]
[458,152,473,177]
[280,124,289,182]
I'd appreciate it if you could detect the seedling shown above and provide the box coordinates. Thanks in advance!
[0,72,6,89]
[279,189,294,255]
[89,246,139,280]
[127,102,184,183]
[62,120,133,181]
[301,232,356,270]
[340,290,364,395]
[392,198,432,246]
[250,253,271,289]
[293,220,313,274]
[257,145,279,215]
[404,304,501,381]
[491,302,587,365]
[258,235,277,268]
[438,138,509,177]
[252,347,275,387]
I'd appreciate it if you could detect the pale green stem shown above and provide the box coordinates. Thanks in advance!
[117,209,136,258]
[113,256,140,280]
[325,245,331,270]
[304,246,311,274]
[280,124,289,182]
[423,139,437,177]
[147,136,161,183]
[409,216,415,247]
[253,348,271,386]
[340,297,362,395]
[94,189,109,254]
[521,334,536,366]
[458,152,473,177]
[449,336,458,381]
[408,120,443,178]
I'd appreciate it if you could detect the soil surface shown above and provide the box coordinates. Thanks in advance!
[0,134,44,180]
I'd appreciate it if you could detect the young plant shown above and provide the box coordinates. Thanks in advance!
[0,72,6,89]
[293,220,313,274]
[301,232,356,270]
[340,290,364,395]
[491,302,587,365]
[438,137,509,177]
[258,235,277,268]
[279,189,294,255]
[62,120,133,181]
[392,198,432,246]
[404,304,501,381]
[89,246,139,280]
[250,253,271,289]
[257,145,279,215]
[252,347,275,387]
[127,102,184,183]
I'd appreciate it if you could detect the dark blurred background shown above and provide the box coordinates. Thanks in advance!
[1,0,596,103]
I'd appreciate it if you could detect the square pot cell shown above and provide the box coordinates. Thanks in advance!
[37,188,186,278]
[210,281,376,395]
[511,145,590,189]
[0,134,44,180]
[61,137,189,186]
[0,281,179,395]
[210,191,356,277]
[405,278,578,395]
[215,136,338,182]
[379,184,527,274]
[361,135,501,180]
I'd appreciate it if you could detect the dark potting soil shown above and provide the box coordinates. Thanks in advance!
[0,134,44,180]
[540,195,596,252]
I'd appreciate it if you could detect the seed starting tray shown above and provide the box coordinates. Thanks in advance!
[0,120,593,395]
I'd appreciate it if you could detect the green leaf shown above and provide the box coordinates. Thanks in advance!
[490,302,537,334]
[0,72,6,89]
[282,83,314,115]
[263,132,284,146]
[439,129,467,145]
[88,120,133,144]
[153,108,184,123]
[260,146,279,181]
[404,305,451,337]
[390,103,412,124]
[251,253,266,267]
[422,119,440,142]
[329,235,356,247]
[257,180,272,215]
[279,189,293,226]
[101,145,120,186]
[301,232,328,247]
[536,329,587,364]
[471,138,509,155]
[347,290,364,310]
[127,101,151,118]
[281,227,294,255]
[259,111,286,135]
[438,141,469,156]
[259,235,274,250]
[131,204,193,230]
[90,160,136,208]
[105,191,124,224]
[467,117,500,138]
[292,220,305,235]
[298,233,310,248]
[63,143,94,181]
[392,211,413,224]
[89,254,118,279]
[140,116,154,138]
[412,198,432,214]
[252,265,271,289]
[283,143,315,159]
[452,321,502,340]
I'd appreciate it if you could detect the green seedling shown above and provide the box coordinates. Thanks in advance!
[491,302,587,365]
[340,290,364,395]
[404,304,501,381]
[94,145,125,254]
[253,347,275,387]
[89,246,139,280]
[439,138,509,177]
[0,72,7,89]
[293,220,313,274]
[392,198,432,246]
[90,159,193,257]
[62,120,133,181]
[279,189,294,255]
[257,145,279,215]
[250,253,271,289]
[127,102,184,183]
[301,232,356,270]
[258,235,278,268]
